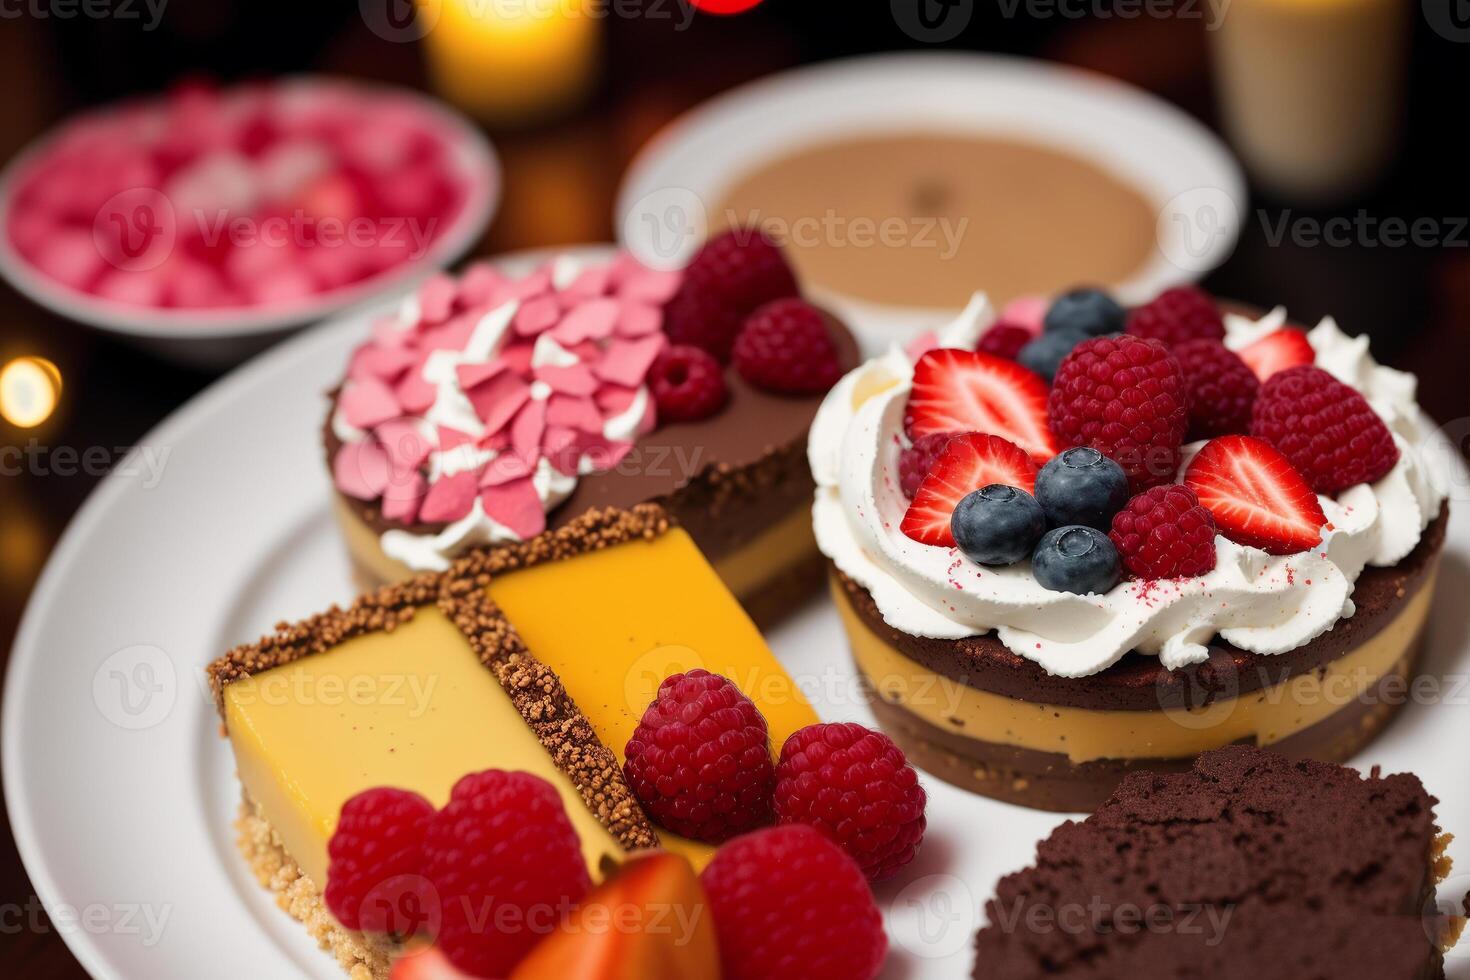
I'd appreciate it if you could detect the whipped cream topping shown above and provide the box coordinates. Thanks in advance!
[330,252,682,572]
[810,298,1448,678]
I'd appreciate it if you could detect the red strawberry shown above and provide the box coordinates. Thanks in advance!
[899,433,1039,547]
[1237,328,1314,382]
[1183,435,1327,555]
[904,348,1060,466]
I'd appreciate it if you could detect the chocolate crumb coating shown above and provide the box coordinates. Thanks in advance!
[207,506,671,854]
[973,746,1456,979]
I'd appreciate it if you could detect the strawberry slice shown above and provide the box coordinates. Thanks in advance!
[1183,435,1327,555]
[905,348,1060,465]
[1237,328,1314,382]
[900,433,1039,547]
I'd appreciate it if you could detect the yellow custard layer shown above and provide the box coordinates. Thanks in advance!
[226,525,819,893]
[837,566,1436,764]
[488,527,820,869]
[224,607,623,888]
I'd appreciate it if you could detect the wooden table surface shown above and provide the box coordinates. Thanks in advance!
[2,5,1466,977]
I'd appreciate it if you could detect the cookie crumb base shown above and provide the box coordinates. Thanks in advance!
[236,796,395,980]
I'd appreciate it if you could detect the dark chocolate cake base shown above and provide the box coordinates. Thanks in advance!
[972,745,1460,979]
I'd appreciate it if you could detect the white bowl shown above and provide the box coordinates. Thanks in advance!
[0,77,500,371]
[617,52,1245,353]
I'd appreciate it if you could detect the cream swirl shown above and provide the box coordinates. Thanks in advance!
[810,298,1447,678]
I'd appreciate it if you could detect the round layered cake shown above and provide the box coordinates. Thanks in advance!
[811,289,1449,811]
[325,235,858,624]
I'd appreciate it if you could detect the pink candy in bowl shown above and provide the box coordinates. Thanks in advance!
[0,76,498,367]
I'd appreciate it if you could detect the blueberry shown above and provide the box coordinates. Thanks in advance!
[1018,328,1087,382]
[951,484,1046,566]
[1032,526,1121,595]
[1044,288,1125,337]
[1035,447,1130,529]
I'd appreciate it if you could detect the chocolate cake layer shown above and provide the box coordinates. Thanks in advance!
[326,311,859,566]
[867,635,1416,812]
[973,745,1455,979]
[838,503,1447,712]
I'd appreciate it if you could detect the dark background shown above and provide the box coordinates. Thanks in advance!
[2,1,1468,974]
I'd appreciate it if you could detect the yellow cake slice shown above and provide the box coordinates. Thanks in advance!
[208,505,819,977]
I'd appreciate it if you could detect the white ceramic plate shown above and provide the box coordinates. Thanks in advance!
[5,247,1468,979]
[617,52,1246,353]
[0,76,499,370]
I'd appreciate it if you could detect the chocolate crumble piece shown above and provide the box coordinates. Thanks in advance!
[973,745,1462,979]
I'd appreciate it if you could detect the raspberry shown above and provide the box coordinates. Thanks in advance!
[898,431,964,499]
[623,669,775,843]
[700,825,887,980]
[1109,484,1218,580]
[976,322,1032,360]
[647,344,728,423]
[1172,338,1259,439]
[324,788,435,936]
[424,770,591,977]
[1250,365,1399,494]
[732,298,842,394]
[664,228,799,360]
[1125,285,1225,347]
[1048,335,1189,491]
[774,722,927,881]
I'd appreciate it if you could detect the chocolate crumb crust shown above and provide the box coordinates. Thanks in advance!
[839,502,1447,712]
[973,745,1455,979]
[206,505,672,854]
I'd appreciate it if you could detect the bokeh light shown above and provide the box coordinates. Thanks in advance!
[0,356,62,429]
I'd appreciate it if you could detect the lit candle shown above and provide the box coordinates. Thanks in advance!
[0,357,62,429]
[421,0,601,126]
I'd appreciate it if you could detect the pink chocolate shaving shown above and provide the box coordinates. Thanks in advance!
[333,441,391,500]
